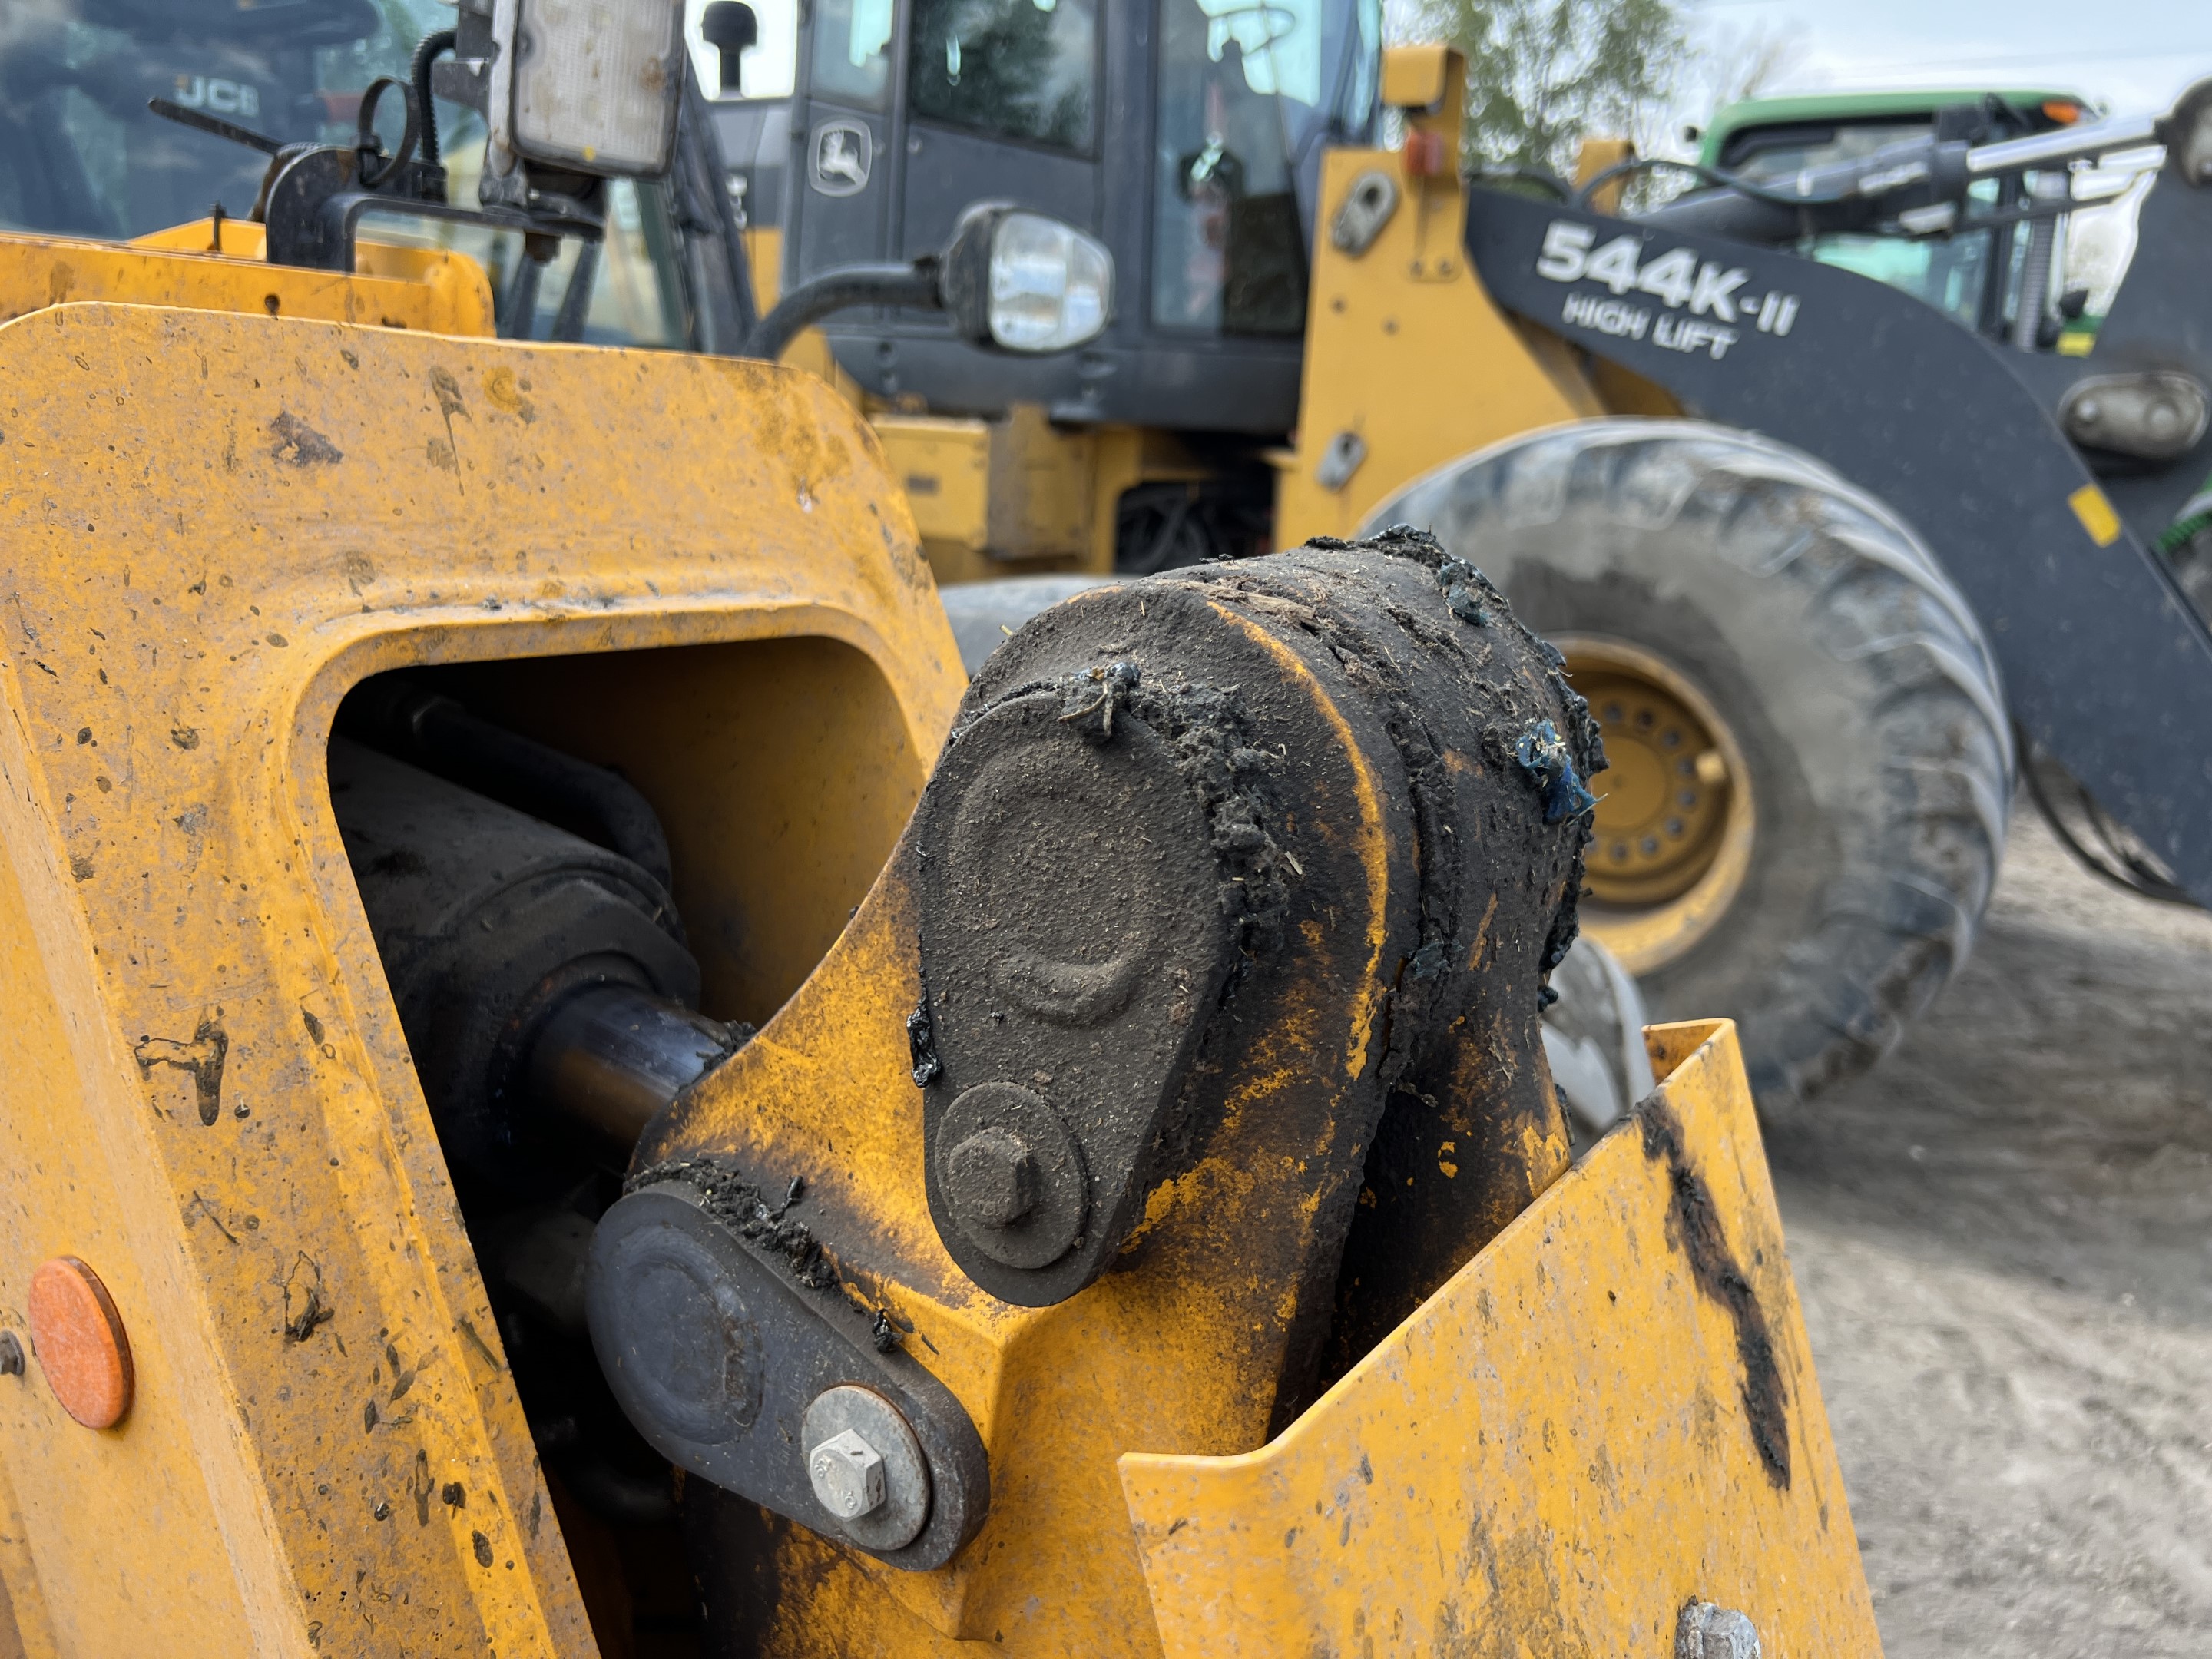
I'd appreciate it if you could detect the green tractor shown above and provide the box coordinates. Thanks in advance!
[1694,88,2103,345]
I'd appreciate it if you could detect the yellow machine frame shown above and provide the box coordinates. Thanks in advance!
[0,297,959,1654]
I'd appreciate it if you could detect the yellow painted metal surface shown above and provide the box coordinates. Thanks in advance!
[984,403,1099,564]
[1379,43,1454,111]
[2068,481,2123,547]
[1574,135,1638,214]
[1121,1020,1882,1658]
[0,300,964,1656]
[871,406,1171,583]
[873,413,996,563]
[0,222,493,335]
[443,637,935,1028]
[131,216,487,295]
[745,225,784,307]
[0,1363,57,1659]
[1276,148,1603,545]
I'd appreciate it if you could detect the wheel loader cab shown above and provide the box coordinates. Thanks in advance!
[782,0,1383,432]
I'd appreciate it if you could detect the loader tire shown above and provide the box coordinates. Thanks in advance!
[1367,419,2013,1103]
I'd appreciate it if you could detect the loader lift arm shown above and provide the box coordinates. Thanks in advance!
[1463,82,2212,903]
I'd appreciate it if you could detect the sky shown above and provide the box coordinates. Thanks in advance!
[1687,0,2212,119]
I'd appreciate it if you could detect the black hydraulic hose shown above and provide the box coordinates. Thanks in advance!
[411,28,458,167]
[1572,154,1866,213]
[353,75,420,190]
[338,679,677,896]
[743,260,942,361]
[2019,736,2197,908]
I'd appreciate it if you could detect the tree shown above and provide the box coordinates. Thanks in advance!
[1409,0,1691,183]
[1693,23,1801,116]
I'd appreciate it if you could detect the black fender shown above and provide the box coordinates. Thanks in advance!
[1463,182,2212,901]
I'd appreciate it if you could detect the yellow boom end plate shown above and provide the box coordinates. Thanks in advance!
[1119,1020,1881,1657]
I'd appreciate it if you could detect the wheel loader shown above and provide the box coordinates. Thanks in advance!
[708,3,2212,1104]
[0,2,1873,1656]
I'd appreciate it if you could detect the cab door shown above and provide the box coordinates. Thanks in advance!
[896,0,1104,260]
[786,0,900,283]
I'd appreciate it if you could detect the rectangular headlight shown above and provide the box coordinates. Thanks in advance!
[504,0,687,178]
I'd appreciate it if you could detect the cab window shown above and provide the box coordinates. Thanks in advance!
[687,0,800,99]
[0,0,688,349]
[1719,119,1945,183]
[0,0,446,242]
[1802,230,1996,329]
[810,0,896,108]
[1151,0,1320,336]
[908,0,1098,151]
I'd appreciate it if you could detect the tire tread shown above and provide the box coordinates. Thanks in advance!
[1369,419,2012,1101]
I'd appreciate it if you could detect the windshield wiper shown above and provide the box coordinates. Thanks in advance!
[147,97,281,157]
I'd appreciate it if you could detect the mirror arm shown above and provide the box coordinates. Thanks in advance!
[742,259,943,363]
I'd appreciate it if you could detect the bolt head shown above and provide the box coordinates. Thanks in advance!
[945,1125,1039,1227]
[807,1428,887,1520]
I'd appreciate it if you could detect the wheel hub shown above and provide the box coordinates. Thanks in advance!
[1551,636,1757,977]
[1576,669,1728,906]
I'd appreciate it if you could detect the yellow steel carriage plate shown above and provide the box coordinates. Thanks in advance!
[1120,1020,1881,1658]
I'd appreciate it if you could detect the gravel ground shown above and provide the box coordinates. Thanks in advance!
[1767,809,2212,1657]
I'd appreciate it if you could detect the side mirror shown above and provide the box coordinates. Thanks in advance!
[938,203,1114,355]
[701,2,761,98]
[492,0,687,179]
[743,204,1114,362]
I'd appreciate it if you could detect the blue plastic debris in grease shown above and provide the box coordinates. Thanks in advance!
[1435,558,1493,627]
[1515,719,1597,824]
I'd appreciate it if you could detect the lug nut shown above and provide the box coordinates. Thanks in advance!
[945,1125,1038,1227]
[808,1427,888,1520]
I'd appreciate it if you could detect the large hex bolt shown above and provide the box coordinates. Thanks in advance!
[808,1428,888,1520]
[931,1084,1088,1270]
[798,1385,933,1550]
[944,1125,1038,1227]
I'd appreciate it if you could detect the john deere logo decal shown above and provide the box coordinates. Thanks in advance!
[810,121,872,197]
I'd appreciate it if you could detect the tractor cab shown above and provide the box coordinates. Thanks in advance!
[1694,88,2100,344]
